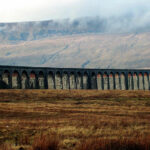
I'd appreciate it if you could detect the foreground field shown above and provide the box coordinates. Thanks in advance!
[0,90,150,150]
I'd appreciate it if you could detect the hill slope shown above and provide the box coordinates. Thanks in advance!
[0,32,150,69]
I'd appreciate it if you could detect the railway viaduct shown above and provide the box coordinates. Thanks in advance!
[0,65,150,90]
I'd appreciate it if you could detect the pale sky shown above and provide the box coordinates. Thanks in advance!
[0,0,150,22]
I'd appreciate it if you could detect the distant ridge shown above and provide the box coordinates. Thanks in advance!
[1,16,150,44]
[0,17,150,68]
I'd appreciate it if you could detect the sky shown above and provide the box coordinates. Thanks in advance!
[0,0,150,23]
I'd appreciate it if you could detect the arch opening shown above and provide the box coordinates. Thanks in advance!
[2,70,10,88]
[83,73,88,89]
[97,73,102,90]
[29,71,36,89]
[115,73,120,90]
[133,73,138,90]
[103,73,108,90]
[21,71,28,89]
[128,73,133,90]
[70,72,76,89]
[120,73,126,90]
[38,71,45,89]
[76,72,82,89]
[91,72,97,89]
[144,73,149,90]
[55,72,62,89]
[62,72,69,89]
[48,72,54,89]
[12,71,20,89]
[139,73,144,90]
[109,73,114,90]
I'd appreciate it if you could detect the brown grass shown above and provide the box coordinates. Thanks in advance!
[0,89,150,102]
[76,136,150,150]
[0,143,14,150]
[0,90,150,150]
[31,134,59,150]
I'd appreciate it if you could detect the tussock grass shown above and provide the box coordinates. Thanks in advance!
[0,143,14,150]
[76,136,150,150]
[31,134,59,150]
[0,90,150,150]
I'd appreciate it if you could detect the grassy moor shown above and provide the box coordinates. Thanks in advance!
[0,90,150,150]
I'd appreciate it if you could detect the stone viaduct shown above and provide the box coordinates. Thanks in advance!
[0,65,150,90]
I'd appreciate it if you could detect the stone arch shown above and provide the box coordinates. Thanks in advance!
[144,73,149,90]
[139,72,144,90]
[1,70,10,89]
[62,72,69,89]
[12,71,20,89]
[128,73,133,90]
[115,73,120,90]
[120,73,126,90]
[21,71,28,89]
[97,73,102,90]
[29,71,36,89]
[38,71,45,89]
[76,72,82,89]
[103,72,108,90]
[48,71,54,89]
[91,72,97,89]
[55,71,62,89]
[133,73,138,90]
[109,72,114,90]
[69,72,76,89]
[83,72,88,89]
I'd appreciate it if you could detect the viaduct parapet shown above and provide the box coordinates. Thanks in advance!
[0,65,150,90]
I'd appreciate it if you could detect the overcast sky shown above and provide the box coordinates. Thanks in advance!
[0,0,150,23]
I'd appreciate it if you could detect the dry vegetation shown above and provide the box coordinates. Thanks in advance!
[0,90,150,150]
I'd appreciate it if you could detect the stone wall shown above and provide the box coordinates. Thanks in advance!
[0,65,150,90]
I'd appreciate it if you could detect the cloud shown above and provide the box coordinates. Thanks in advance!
[0,0,80,22]
[0,0,150,34]
[0,0,150,22]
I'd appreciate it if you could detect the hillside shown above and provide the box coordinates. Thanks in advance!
[0,18,108,44]
[0,18,150,69]
[0,32,150,68]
